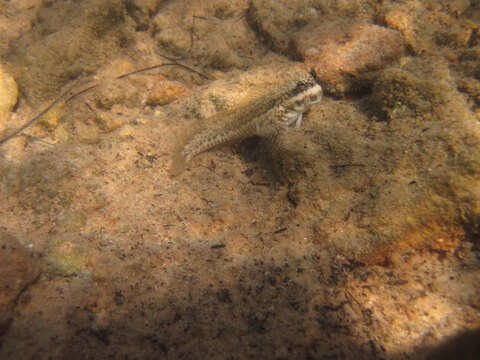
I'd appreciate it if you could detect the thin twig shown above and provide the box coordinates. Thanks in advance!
[0,61,211,145]
[329,163,366,169]
[116,63,179,79]
[157,54,212,80]
[65,63,184,104]
[64,82,99,104]
[0,80,79,145]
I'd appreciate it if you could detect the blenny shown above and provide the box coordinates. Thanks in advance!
[170,67,322,176]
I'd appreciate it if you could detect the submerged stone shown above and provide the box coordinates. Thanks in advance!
[292,19,405,96]
[0,64,18,116]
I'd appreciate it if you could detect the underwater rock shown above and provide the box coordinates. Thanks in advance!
[6,0,135,105]
[0,231,40,336]
[146,79,188,106]
[247,0,321,53]
[0,64,18,116]
[36,102,66,131]
[273,56,480,263]
[247,0,377,54]
[380,0,477,56]
[95,79,143,110]
[94,110,126,132]
[152,0,257,70]
[125,0,165,31]
[380,2,430,55]
[292,19,405,96]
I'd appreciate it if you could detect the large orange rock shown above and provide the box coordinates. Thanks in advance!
[292,19,405,96]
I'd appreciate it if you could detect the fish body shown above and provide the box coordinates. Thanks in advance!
[170,69,322,176]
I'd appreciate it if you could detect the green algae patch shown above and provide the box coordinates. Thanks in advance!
[45,236,86,277]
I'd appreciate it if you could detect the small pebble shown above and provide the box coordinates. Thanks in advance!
[146,79,187,106]
[0,64,18,115]
[118,124,135,139]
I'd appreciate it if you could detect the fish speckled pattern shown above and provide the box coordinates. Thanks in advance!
[170,68,322,176]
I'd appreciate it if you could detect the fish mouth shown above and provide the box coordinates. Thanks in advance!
[306,84,323,104]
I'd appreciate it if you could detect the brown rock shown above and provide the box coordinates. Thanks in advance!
[6,0,135,105]
[247,0,321,53]
[248,0,377,54]
[381,3,429,55]
[0,64,18,116]
[0,231,40,336]
[95,78,142,110]
[94,109,125,132]
[146,79,187,106]
[292,19,405,96]
[273,56,480,263]
[152,0,258,70]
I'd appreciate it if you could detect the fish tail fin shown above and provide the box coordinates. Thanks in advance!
[169,149,187,177]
